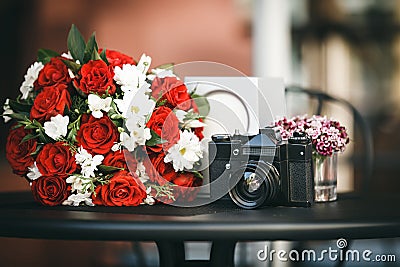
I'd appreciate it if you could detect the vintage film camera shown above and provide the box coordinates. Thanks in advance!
[208,127,314,209]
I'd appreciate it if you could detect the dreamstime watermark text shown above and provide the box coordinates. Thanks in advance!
[257,238,397,263]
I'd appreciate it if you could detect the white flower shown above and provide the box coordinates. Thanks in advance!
[75,147,104,178]
[175,110,206,129]
[126,86,156,118]
[20,62,44,100]
[43,114,69,140]
[164,130,203,172]
[136,161,150,183]
[114,64,146,92]
[147,68,176,81]
[2,99,13,123]
[120,125,151,152]
[123,109,152,151]
[143,187,155,205]
[88,94,112,118]
[185,119,206,128]
[113,54,151,92]
[114,91,135,118]
[137,53,152,73]
[75,146,92,165]
[27,162,42,181]
[66,175,86,193]
[114,84,155,119]
[175,110,187,123]
[61,52,73,60]
[81,155,104,178]
[61,51,81,65]
[63,192,94,206]
[111,142,122,152]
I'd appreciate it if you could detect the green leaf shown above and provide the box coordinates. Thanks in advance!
[37,128,54,143]
[67,115,81,143]
[37,49,60,64]
[192,170,204,180]
[8,112,29,121]
[67,24,86,63]
[98,165,124,173]
[20,133,39,144]
[99,49,109,65]
[192,94,210,117]
[24,123,39,130]
[83,32,98,63]
[91,49,101,61]
[146,129,166,147]
[61,59,81,73]
[30,144,43,156]
[8,99,32,113]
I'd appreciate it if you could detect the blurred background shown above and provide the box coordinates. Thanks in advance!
[0,0,399,266]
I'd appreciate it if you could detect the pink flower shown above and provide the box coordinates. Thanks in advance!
[274,115,349,157]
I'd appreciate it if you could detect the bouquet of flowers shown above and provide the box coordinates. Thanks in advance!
[2,25,208,207]
[274,115,350,159]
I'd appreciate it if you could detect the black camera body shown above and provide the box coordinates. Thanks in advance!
[208,127,314,209]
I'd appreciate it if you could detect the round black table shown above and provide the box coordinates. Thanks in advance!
[0,192,399,266]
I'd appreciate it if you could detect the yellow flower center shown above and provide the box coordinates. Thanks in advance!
[131,106,140,114]
[179,147,186,155]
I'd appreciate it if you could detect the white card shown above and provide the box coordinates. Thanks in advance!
[184,76,286,137]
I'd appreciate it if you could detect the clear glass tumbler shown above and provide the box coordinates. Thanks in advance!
[314,153,337,202]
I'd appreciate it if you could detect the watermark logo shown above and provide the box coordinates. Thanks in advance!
[257,238,397,263]
[336,238,347,249]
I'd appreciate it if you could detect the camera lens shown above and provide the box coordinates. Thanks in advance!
[229,161,280,209]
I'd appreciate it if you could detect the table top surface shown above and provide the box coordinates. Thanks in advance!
[0,191,399,242]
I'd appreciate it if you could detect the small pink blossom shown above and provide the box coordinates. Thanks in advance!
[274,115,350,157]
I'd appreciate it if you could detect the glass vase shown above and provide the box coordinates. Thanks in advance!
[313,153,338,202]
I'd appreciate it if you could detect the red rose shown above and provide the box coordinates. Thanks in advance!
[35,57,71,88]
[31,176,69,206]
[30,83,71,122]
[194,118,205,140]
[99,49,136,68]
[151,77,192,110]
[146,106,180,153]
[92,170,146,206]
[76,114,119,155]
[74,60,116,96]
[36,142,77,178]
[103,150,138,172]
[171,172,202,202]
[143,154,174,185]
[6,126,37,175]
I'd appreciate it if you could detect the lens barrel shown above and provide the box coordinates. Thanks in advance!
[228,161,280,209]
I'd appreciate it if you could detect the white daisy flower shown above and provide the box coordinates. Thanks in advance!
[164,130,203,172]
